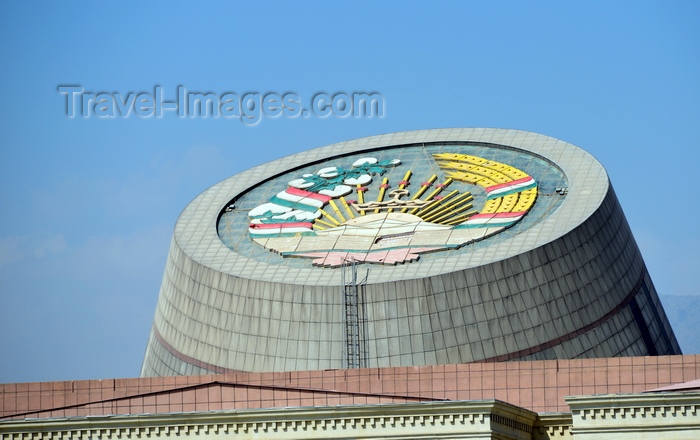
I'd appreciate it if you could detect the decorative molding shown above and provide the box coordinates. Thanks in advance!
[578,404,699,421]
[566,392,700,438]
[492,413,534,433]
[0,400,536,440]
[534,413,573,440]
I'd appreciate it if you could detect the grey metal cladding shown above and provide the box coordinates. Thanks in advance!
[141,129,681,377]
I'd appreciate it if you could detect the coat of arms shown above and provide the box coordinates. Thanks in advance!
[246,153,537,267]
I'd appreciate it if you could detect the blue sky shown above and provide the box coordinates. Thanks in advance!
[0,2,698,383]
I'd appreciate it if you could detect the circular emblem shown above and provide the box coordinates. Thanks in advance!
[240,151,538,267]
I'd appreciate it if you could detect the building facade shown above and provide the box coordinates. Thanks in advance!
[3,355,700,439]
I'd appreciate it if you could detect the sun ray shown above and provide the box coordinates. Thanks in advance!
[401,174,437,213]
[413,190,459,217]
[328,199,346,223]
[421,193,474,223]
[356,184,366,216]
[429,200,475,224]
[388,170,412,213]
[409,178,452,215]
[422,177,453,201]
[319,208,341,226]
[339,196,355,219]
[374,178,390,214]
[314,217,336,228]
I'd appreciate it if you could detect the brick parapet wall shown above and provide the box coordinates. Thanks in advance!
[2,354,699,420]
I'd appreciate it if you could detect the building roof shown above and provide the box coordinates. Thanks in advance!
[175,128,608,286]
[647,378,700,392]
[3,354,699,420]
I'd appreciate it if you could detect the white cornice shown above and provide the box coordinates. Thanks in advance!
[0,400,537,440]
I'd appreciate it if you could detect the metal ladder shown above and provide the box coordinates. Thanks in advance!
[341,259,367,368]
